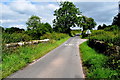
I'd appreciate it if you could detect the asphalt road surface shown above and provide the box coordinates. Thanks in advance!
[8,36,87,78]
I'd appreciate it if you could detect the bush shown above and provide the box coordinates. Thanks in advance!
[90,30,119,46]
[104,25,119,31]
[2,33,32,43]
[80,41,118,78]
[88,30,120,78]
[40,33,68,40]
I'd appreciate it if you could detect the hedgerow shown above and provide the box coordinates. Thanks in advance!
[2,33,32,44]
[86,25,120,78]
[90,29,120,46]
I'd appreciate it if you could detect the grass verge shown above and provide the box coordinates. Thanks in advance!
[80,41,117,78]
[1,36,70,79]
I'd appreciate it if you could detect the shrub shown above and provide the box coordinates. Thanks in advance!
[104,25,119,31]
[2,33,32,43]
[88,30,120,78]
[40,33,68,40]
[80,41,118,78]
[90,30,119,46]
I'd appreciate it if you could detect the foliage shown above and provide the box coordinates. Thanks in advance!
[80,41,118,78]
[26,15,53,39]
[40,32,68,40]
[87,28,120,78]
[1,35,70,79]
[71,30,82,36]
[78,16,96,31]
[104,25,119,31]
[2,33,32,44]
[112,13,120,27]
[0,26,5,32]
[107,52,120,71]
[5,27,25,34]
[97,24,107,30]
[44,23,53,33]
[26,15,41,30]
[80,30,90,38]
[26,23,53,40]
[90,30,120,46]
[53,1,81,35]
[77,16,96,38]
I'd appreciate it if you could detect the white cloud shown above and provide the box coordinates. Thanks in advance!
[75,2,118,26]
[1,3,17,18]
[2,0,119,2]
[31,0,119,2]
[1,0,59,29]
[9,0,38,15]
[8,24,27,29]
[47,4,59,10]
[1,19,26,23]
[1,0,118,29]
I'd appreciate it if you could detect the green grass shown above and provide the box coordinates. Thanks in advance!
[90,30,120,46]
[71,30,82,36]
[1,36,70,79]
[80,41,117,78]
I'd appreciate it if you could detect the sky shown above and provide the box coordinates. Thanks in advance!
[0,0,119,29]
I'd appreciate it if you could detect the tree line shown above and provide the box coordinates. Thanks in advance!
[1,1,99,43]
[97,13,120,30]
[53,1,96,36]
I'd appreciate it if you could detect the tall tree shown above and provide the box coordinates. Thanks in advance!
[77,16,96,33]
[5,27,24,34]
[87,17,96,30]
[98,25,102,30]
[26,15,41,30]
[26,15,42,39]
[53,1,81,35]
[112,13,120,28]
[0,26,4,32]
[26,15,53,39]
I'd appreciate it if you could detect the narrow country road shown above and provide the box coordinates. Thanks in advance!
[8,36,87,78]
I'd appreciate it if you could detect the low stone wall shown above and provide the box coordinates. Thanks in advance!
[5,39,50,48]
[88,39,120,56]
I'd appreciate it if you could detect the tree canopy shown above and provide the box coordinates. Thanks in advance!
[112,13,120,28]
[26,15,53,39]
[77,16,96,31]
[53,1,81,35]
[98,24,107,30]
[5,27,25,34]
[26,15,41,30]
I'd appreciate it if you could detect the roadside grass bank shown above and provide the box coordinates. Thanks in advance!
[1,36,70,79]
[80,41,118,78]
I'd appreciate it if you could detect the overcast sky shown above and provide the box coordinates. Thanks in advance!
[0,0,119,29]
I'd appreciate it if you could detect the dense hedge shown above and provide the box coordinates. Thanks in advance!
[2,31,69,44]
[2,33,32,44]
[80,41,117,78]
[90,30,120,46]
[88,39,120,78]
[40,33,68,40]
[88,28,120,78]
